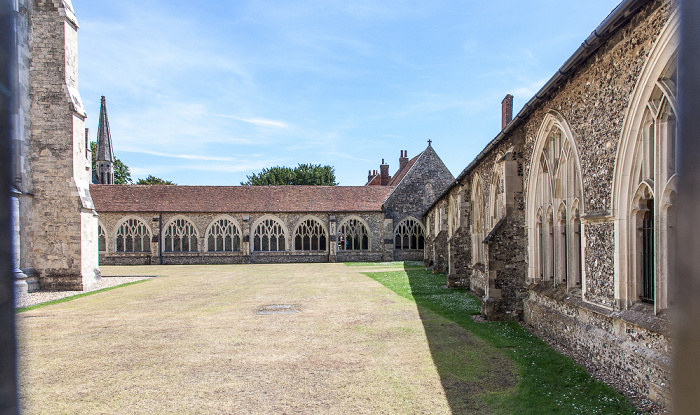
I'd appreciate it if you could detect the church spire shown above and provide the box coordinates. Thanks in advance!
[96,96,114,184]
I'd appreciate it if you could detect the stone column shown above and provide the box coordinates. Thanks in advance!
[241,215,250,259]
[383,218,394,261]
[328,215,337,263]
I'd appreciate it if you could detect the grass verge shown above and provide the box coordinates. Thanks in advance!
[363,263,640,415]
[16,279,150,313]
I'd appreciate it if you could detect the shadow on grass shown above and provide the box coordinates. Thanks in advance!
[363,262,639,415]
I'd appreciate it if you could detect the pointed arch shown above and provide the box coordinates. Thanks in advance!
[612,10,679,311]
[293,215,328,251]
[114,216,152,253]
[97,222,107,253]
[252,215,288,252]
[394,216,425,250]
[338,216,370,251]
[471,174,486,265]
[526,110,584,287]
[205,215,241,252]
[163,216,198,252]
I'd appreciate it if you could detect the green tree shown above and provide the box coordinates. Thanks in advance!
[90,141,132,184]
[136,175,176,185]
[241,164,338,186]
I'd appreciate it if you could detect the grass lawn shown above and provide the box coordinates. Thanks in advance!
[361,262,639,414]
[16,262,639,414]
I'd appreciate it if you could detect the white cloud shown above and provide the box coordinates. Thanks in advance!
[213,114,290,129]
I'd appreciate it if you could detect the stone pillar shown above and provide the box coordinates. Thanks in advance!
[383,218,394,261]
[12,189,28,295]
[241,215,250,259]
[150,214,161,265]
[328,215,337,263]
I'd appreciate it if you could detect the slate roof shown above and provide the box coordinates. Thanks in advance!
[90,185,395,213]
[387,153,421,187]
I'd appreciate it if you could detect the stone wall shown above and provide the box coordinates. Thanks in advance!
[98,211,388,265]
[524,285,671,407]
[28,0,99,290]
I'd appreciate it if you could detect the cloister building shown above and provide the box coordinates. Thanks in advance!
[425,0,677,407]
[11,0,680,411]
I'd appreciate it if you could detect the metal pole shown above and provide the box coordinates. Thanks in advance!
[0,0,19,412]
[675,0,700,412]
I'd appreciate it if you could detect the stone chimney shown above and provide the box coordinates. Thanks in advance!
[399,150,409,171]
[380,159,390,185]
[502,94,513,130]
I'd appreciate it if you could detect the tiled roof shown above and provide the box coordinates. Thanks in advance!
[366,174,381,186]
[387,153,421,186]
[90,185,395,213]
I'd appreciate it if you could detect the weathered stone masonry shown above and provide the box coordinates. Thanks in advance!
[425,0,677,409]
[13,0,100,292]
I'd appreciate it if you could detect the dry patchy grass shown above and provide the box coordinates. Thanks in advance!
[18,263,515,414]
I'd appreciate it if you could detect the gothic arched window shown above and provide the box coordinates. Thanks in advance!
[526,113,583,288]
[294,218,327,251]
[394,217,425,250]
[164,217,198,252]
[206,218,241,252]
[98,224,107,253]
[471,175,486,265]
[614,20,678,311]
[338,218,369,250]
[116,218,151,253]
[253,217,286,252]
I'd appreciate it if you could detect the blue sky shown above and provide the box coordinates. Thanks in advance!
[74,0,623,186]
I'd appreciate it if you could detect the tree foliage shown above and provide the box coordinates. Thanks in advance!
[241,164,338,186]
[90,141,132,184]
[136,175,176,185]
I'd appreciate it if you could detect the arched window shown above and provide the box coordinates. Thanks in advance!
[489,160,505,229]
[206,218,241,252]
[613,16,678,311]
[98,224,107,253]
[471,175,486,265]
[116,218,151,253]
[253,217,286,252]
[338,218,369,250]
[394,217,425,250]
[164,217,198,252]
[526,112,583,288]
[294,218,327,251]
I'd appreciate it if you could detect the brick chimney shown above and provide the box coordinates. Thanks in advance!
[368,170,373,183]
[399,150,409,171]
[502,94,513,130]
[380,159,390,185]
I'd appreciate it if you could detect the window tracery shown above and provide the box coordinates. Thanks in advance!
[206,218,240,252]
[527,114,583,288]
[394,217,425,250]
[294,218,327,251]
[338,218,369,251]
[164,217,198,252]
[471,175,486,265]
[253,217,286,252]
[98,224,107,253]
[116,218,151,253]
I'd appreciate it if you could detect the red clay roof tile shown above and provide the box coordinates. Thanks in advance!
[90,185,395,213]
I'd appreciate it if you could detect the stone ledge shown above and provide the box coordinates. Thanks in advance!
[527,281,671,337]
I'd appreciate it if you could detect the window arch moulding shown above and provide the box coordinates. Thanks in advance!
[525,110,584,290]
[611,10,678,313]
